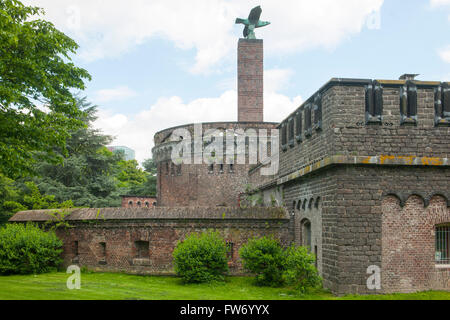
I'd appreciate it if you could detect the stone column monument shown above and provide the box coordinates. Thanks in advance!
[236,6,270,123]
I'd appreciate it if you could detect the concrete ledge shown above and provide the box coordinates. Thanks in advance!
[9,207,289,223]
[277,155,450,185]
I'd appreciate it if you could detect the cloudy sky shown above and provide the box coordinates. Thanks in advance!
[24,0,450,163]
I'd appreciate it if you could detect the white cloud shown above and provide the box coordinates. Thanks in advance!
[438,46,450,63]
[430,0,450,7]
[24,0,384,74]
[94,86,137,103]
[94,69,302,163]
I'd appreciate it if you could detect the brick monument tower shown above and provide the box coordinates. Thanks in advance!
[236,6,270,123]
[238,39,264,122]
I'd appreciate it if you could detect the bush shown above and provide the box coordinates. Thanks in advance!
[239,236,286,287]
[173,230,228,283]
[0,223,63,275]
[283,245,322,293]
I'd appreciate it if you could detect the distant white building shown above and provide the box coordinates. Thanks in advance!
[107,146,136,161]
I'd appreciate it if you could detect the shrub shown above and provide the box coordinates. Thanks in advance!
[173,230,228,283]
[283,245,322,293]
[239,236,286,287]
[0,223,63,275]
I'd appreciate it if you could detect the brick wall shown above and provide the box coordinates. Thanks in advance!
[122,196,156,208]
[153,122,278,207]
[10,207,291,276]
[272,78,450,295]
[238,39,264,122]
[382,195,450,293]
[277,79,450,179]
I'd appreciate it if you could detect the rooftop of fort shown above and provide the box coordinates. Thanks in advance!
[278,77,450,128]
[153,121,279,146]
[10,207,289,222]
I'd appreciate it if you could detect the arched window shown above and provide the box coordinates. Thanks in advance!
[137,201,142,207]
[301,219,312,251]
[145,202,150,208]
[308,198,314,210]
[315,197,321,209]
[128,200,133,206]
[296,200,302,211]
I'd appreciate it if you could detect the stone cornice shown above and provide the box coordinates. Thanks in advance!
[276,155,450,186]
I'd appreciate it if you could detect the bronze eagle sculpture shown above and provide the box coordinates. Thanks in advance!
[235,6,271,39]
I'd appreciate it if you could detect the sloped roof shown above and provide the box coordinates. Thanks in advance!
[9,207,289,222]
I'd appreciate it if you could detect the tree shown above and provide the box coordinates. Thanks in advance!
[0,174,26,224]
[0,0,91,179]
[142,158,157,175]
[33,98,123,208]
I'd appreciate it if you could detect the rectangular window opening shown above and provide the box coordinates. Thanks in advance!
[281,123,288,151]
[365,82,383,124]
[305,105,312,137]
[313,94,323,131]
[288,117,295,147]
[400,84,418,125]
[295,111,303,143]
[436,225,450,266]
[135,241,150,259]
[435,84,450,126]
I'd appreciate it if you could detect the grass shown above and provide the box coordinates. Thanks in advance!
[0,272,449,300]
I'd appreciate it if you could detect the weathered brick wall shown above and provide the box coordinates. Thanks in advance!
[278,85,335,177]
[10,207,292,276]
[278,81,450,180]
[158,162,254,207]
[282,168,340,292]
[330,85,450,159]
[238,39,264,122]
[153,122,278,207]
[273,78,450,295]
[331,165,449,295]
[55,208,291,275]
[121,196,156,208]
[382,195,450,293]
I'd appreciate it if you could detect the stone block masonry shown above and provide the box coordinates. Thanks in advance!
[238,39,264,122]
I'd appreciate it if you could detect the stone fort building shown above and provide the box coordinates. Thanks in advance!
[11,36,450,295]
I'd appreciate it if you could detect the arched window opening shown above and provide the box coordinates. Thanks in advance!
[315,197,321,209]
[308,198,314,210]
[301,219,312,251]
[137,201,142,207]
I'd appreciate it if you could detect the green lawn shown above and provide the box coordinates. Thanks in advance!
[0,272,449,300]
